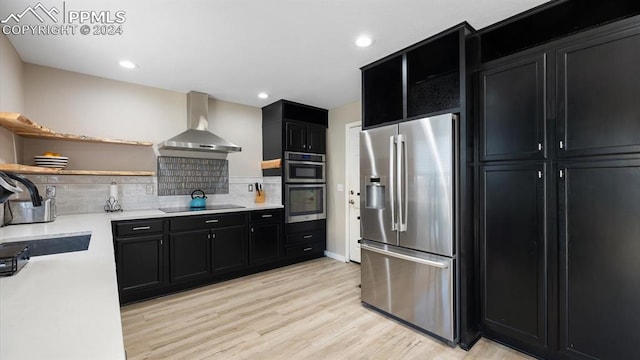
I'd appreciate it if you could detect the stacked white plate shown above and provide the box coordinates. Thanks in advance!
[34,155,69,169]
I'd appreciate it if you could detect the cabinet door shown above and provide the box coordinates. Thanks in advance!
[306,124,326,154]
[211,226,248,274]
[480,54,546,161]
[285,121,307,152]
[250,222,281,265]
[558,160,640,360]
[558,28,640,157]
[480,163,547,348]
[116,234,164,294]
[169,230,210,283]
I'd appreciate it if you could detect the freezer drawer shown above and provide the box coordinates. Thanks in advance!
[361,242,455,343]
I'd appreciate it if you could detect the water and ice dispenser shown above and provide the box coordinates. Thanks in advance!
[365,176,384,209]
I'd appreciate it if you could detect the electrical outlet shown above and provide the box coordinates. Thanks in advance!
[248,184,254,192]
[146,185,154,195]
[45,185,56,198]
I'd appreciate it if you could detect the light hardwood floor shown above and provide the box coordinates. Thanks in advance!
[121,257,533,360]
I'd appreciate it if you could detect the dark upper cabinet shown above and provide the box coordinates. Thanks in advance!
[407,31,461,117]
[558,159,640,360]
[306,124,326,154]
[362,54,404,127]
[480,163,547,350]
[285,121,306,152]
[557,27,640,157]
[115,233,164,294]
[480,53,546,161]
[284,121,326,154]
[362,23,473,129]
[211,225,248,274]
[263,100,328,173]
[169,229,211,283]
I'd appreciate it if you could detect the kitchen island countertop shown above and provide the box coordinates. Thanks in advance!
[0,203,283,360]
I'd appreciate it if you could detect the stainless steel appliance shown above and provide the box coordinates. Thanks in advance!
[284,183,326,223]
[360,113,458,345]
[3,198,56,225]
[284,151,326,183]
[0,244,30,276]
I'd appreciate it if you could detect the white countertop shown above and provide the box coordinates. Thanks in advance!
[0,203,283,360]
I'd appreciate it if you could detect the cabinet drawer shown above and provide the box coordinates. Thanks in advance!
[250,209,283,223]
[286,229,325,246]
[115,219,164,237]
[170,213,247,232]
[286,241,324,257]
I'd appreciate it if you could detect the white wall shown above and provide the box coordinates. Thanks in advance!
[208,99,262,177]
[0,33,24,164]
[15,64,262,176]
[326,101,361,257]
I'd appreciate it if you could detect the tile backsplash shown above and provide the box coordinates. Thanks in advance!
[18,175,281,215]
[157,156,228,196]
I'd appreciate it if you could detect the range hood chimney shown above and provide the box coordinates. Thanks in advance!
[158,91,242,153]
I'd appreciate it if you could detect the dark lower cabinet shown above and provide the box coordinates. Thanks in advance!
[211,225,247,273]
[480,163,548,351]
[285,220,326,260]
[115,233,164,294]
[558,160,640,360]
[112,209,294,305]
[169,230,210,283]
[249,209,283,265]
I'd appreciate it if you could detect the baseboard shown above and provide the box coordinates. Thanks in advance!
[324,250,347,262]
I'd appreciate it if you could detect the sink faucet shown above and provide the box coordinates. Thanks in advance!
[4,172,42,207]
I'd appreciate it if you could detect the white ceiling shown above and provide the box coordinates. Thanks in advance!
[1,0,549,110]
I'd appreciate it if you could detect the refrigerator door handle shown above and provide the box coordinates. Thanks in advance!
[389,135,396,231]
[397,135,408,232]
[361,244,448,269]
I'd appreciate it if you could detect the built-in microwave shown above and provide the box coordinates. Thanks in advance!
[285,183,326,223]
[284,151,325,183]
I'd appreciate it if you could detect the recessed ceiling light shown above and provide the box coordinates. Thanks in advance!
[355,35,373,48]
[258,92,269,99]
[119,60,137,69]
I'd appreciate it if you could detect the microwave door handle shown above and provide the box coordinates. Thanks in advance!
[389,135,396,231]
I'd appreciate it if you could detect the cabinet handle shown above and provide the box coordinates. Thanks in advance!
[538,171,543,179]
[132,226,150,231]
[559,140,564,149]
[538,143,543,151]
[251,227,254,233]
[211,233,216,239]
[303,235,313,239]
[160,239,163,246]
[303,247,313,252]
[261,214,273,218]
[205,219,219,224]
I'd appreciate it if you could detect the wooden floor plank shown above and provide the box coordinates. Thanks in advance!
[121,258,532,360]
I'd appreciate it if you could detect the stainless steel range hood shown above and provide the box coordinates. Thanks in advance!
[158,91,241,153]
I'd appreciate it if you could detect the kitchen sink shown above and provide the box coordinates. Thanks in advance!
[1,233,91,256]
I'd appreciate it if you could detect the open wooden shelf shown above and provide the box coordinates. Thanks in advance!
[0,112,153,146]
[0,164,154,176]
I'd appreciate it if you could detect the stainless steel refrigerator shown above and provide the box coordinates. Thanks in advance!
[360,113,457,345]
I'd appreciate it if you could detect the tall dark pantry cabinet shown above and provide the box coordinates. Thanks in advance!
[476,3,640,359]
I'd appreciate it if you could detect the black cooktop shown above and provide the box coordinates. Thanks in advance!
[159,204,246,213]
